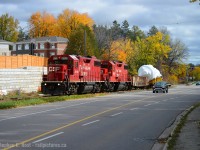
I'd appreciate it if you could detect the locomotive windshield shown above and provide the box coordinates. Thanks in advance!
[49,56,68,64]
[48,60,68,64]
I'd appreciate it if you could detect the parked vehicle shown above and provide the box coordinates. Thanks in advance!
[152,81,169,93]
[196,81,200,86]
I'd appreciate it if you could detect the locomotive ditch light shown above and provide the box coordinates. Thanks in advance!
[58,83,60,86]
[44,83,47,86]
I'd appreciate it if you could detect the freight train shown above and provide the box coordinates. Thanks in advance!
[41,54,161,95]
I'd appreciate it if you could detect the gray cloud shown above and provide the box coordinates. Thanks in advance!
[0,0,199,64]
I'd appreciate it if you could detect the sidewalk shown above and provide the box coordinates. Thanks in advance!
[174,106,200,150]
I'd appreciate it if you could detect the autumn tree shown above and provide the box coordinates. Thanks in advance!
[93,25,112,58]
[190,0,199,3]
[66,24,98,57]
[104,38,133,62]
[132,32,171,72]
[165,39,189,74]
[57,9,94,38]
[0,13,19,42]
[190,67,200,81]
[29,11,56,38]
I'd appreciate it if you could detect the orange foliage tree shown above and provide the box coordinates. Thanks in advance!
[101,39,133,62]
[29,11,57,38]
[28,9,94,39]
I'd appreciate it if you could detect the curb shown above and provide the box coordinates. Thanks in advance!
[151,106,193,150]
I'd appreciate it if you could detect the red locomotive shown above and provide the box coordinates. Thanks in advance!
[41,54,132,95]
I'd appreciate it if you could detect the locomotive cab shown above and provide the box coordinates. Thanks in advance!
[41,55,79,95]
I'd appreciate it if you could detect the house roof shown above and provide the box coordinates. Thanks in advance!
[17,36,68,44]
[0,40,14,45]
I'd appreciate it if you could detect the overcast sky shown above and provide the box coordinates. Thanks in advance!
[0,0,199,64]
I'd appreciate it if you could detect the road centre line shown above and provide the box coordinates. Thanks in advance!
[82,120,100,126]
[32,132,64,144]
[110,112,123,117]
[3,99,146,150]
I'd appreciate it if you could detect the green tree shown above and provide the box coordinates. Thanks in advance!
[0,13,19,42]
[148,25,159,36]
[66,25,98,57]
[110,20,123,40]
[17,27,29,41]
[121,20,130,38]
[129,25,146,41]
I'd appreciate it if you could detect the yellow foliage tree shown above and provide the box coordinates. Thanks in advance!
[133,32,171,71]
[28,9,94,39]
[56,9,94,38]
[29,11,57,38]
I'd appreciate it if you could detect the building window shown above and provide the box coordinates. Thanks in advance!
[40,53,45,57]
[51,43,55,49]
[40,43,44,49]
[25,44,29,50]
[35,43,38,49]
[18,45,22,50]
[50,52,55,56]
[34,53,38,56]
[1,52,7,56]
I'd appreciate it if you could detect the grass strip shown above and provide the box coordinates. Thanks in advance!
[0,93,106,109]
[167,102,200,150]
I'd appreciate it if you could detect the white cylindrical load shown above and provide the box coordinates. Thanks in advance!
[138,65,162,81]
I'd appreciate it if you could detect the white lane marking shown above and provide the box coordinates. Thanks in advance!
[154,102,159,104]
[0,100,106,122]
[170,98,174,100]
[162,99,168,102]
[82,120,100,126]
[130,108,139,111]
[32,132,64,143]
[110,112,123,117]
[144,104,152,107]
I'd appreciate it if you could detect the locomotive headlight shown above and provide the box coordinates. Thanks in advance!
[44,83,47,86]
[58,83,60,86]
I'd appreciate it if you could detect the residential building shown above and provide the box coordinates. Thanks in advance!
[0,40,14,56]
[12,36,68,57]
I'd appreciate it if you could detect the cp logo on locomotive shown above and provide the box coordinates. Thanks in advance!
[49,66,60,72]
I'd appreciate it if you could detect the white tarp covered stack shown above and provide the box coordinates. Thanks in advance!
[138,65,162,81]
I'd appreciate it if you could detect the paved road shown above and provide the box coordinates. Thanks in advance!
[0,85,200,150]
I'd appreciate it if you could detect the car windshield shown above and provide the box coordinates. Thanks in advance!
[155,82,164,86]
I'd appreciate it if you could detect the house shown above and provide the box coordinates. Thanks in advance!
[0,40,14,56]
[12,36,68,57]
